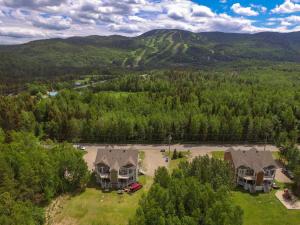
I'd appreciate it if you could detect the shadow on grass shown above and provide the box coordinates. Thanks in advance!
[233,186,273,197]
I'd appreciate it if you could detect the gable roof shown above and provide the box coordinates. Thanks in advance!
[94,147,138,171]
[226,148,277,173]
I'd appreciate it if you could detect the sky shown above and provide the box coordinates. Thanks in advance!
[0,0,300,44]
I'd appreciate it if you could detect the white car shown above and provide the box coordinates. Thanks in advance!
[79,145,86,151]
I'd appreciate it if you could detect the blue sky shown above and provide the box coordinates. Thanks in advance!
[0,0,300,44]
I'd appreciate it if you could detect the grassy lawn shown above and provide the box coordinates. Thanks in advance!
[164,150,190,172]
[211,151,224,160]
[169,157,187,171]
[49,176,152,225]
[232,189,300,225]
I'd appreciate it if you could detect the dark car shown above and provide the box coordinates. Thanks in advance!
[160,149,166,152]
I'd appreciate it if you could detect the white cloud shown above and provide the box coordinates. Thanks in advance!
[31,15,72,30]
[231,3,259,16]
[108,23,140,33]
[1,0,68,8]
[192,5,215,17]
[0,26,47,38]
[272,0,300,14]
[269,15,300,27]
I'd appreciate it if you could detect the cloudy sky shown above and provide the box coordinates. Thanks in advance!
[1,0,300,44]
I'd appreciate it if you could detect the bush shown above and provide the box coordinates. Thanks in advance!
[172,149,178,160]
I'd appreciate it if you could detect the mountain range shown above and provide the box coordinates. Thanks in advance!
[1,29,300,81]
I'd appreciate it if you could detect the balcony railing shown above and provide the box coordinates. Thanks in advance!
[99,172,110,179]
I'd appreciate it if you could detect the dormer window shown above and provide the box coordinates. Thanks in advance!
[97,164,110,174]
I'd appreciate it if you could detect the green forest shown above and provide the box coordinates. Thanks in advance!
[0,131,89,225]
[0,64,299,144]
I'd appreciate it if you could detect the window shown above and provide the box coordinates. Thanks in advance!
[119,167,128,176]
[98,165,109,174]
[264,169,275,176]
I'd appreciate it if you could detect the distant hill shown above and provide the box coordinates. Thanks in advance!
[1,29,300,82]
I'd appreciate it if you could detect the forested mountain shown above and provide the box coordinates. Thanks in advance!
[1,29,300,83]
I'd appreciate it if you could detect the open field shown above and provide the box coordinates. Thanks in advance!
[47,176,152,225]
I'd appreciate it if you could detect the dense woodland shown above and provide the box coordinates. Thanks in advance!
[130,157,242,225]
[0,131,89,225]
[0,66,299,144]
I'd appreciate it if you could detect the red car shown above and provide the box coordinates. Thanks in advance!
[130,182,143,193]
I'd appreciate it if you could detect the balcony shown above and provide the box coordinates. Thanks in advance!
[118,172,135,179]
[99,173,110,179]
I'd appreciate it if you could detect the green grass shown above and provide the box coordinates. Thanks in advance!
[211,151,224,160]
[169,157,187,171]
[139,151,145,162]
[51,176,152,225]
[232,189,300,225]
[165,150,190,172]
[272,151,280,160]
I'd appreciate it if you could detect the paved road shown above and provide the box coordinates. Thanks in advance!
[81,143,278,152]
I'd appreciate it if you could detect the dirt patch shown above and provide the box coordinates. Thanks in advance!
[45,195,70,225]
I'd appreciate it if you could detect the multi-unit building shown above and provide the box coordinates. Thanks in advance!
[94,147,139,189]
[224,148,277,193]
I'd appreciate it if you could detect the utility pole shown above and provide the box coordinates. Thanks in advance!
[264,133,268,151]
[168,134,172,157]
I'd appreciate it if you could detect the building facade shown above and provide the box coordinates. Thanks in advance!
[94,147,139,189]
[224,148,277,193]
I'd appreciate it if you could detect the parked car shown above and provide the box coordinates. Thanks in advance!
[79,145,86,151]
[282,168,294,180]
[130,182,143,193]
[160,149,166,152]
[272,182,280,190]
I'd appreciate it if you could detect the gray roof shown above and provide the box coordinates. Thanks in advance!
[94,147,138,171]
[226,148,277,172]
